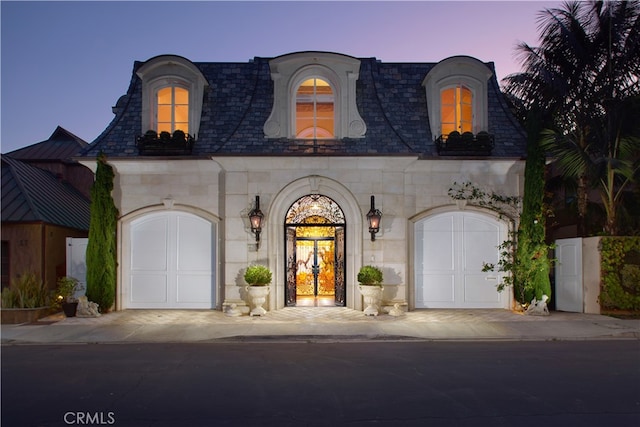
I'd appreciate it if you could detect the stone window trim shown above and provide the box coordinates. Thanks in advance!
[422,56,493,138]
[136,55,208,140]
[264,52,367,139]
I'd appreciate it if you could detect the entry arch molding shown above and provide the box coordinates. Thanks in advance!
[118,204,221,311]
[409,205,515,310]
[268,175,364,310]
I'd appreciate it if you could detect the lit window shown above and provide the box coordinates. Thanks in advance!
[137,55,208,139]
[422,56,492,139]
[264,52,366,139]
[441,85,472,135]
[156,85,189,134]
[296,78,334,139]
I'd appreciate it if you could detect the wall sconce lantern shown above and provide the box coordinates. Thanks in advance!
[366,195,382,241]
[248,195,264,246]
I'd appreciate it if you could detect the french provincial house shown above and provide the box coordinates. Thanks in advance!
[78,51,527,313]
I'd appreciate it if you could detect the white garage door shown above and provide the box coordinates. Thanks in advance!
[414,211,508,309]
[129,211,215,309]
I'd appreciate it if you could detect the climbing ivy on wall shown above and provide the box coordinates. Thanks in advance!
[86,153,119,312]
[600,237,640,311]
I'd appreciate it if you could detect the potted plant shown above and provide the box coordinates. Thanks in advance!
[136,129,195,155]
[55,276,81,317]
[357,265,384,316]
[244,265,272,316]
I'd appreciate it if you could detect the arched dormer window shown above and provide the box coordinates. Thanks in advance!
[157,83,190,134]
[264,52,366,139]
[295,77,335,138]
[440,84,473,135]
[137,55,208,139]
[422,56,492,138]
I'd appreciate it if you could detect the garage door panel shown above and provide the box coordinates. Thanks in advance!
[464,275,501,303]
[131,274,168,303]
[415,216,455,271]
[177,216,213,272]
[176,274,213,304]
[463,217,500,270]
[127,211,215,309]
[414,211,508,309]
[131,217,168,271]
[415,274,455,307]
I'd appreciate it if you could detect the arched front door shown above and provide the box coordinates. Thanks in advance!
[285,195,346,307]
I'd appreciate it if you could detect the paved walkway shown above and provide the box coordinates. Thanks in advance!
[2,307,639,344]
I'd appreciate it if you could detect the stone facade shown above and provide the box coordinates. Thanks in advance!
[79,52,527,312]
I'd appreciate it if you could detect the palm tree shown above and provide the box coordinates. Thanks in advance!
[504,0,640,236]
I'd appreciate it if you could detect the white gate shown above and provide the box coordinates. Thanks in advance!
[66,237,88,298]
[555,238,583,312]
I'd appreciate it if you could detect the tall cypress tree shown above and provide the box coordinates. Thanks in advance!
[86,153,118,312]
[515,112,552,303]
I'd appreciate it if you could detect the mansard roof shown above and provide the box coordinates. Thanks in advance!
[82,53,527,158]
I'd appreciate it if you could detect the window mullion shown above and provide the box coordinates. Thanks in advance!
[313,78,317,139]
[171,86,176,133]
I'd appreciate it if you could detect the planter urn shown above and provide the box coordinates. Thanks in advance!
[358,285,384,316]
[246,286,270,316]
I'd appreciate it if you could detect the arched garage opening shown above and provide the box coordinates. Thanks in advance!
[413,209,510,309]
[120,208,217,309]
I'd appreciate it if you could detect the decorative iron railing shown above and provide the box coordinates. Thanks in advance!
[435,131,495,156]
[136,130,195,156]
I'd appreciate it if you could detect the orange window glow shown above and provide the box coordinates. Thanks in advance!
[157,86,189,134]
[296,78,334,138]
[441,85,472,136]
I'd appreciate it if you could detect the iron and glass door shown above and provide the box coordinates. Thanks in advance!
[295,237,335,299]
[284,194,346,307]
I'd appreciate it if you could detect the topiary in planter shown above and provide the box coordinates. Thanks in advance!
[357,265,383,286]
[244,265,272,286]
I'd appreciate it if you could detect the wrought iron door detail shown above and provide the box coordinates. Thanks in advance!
[286,227,297,306]
[334,226,345,306]
[285,194,346,307]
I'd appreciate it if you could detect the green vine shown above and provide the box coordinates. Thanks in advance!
[600,237,640,311]
[448,181,521,219]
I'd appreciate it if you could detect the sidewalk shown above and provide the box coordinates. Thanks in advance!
[2,307,639,344]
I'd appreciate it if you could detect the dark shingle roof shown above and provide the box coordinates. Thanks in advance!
[82,54,527,158]
[1,156,90,230]
[7,126,88,161]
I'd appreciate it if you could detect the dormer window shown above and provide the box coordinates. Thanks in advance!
[264,52,366,139]
[422,56,492,138]
[157,84,189,134]
[137,55,208,139]
[295,78,335,138]
[440,84,473,136]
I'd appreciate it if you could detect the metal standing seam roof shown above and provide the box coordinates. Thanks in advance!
[7,126,88,161]
[1,155,91,231]
[82,54,527,159]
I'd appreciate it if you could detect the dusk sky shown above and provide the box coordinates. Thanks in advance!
[1,0,564,153]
